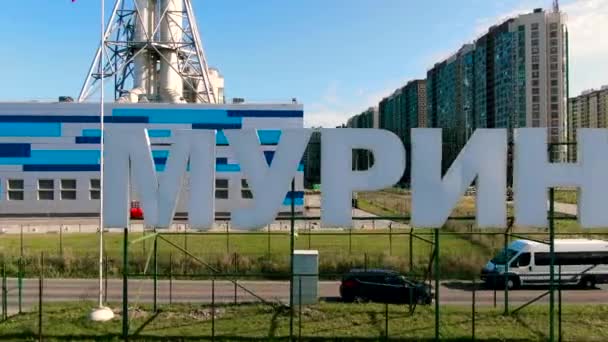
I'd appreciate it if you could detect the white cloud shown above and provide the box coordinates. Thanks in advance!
[304,81,407,128]
[562,0,608,94]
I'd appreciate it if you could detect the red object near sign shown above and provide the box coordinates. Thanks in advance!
[130,201,144,219]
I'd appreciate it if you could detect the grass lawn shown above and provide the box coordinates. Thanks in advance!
[554,189,578,204]
[2,302,607,341]
[0,189,606,280]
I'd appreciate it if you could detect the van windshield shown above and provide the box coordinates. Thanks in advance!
[491,248,518,265]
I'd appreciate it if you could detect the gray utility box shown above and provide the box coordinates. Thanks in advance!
[291,250,319,305]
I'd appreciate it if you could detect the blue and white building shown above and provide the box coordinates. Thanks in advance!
[0,103,304,217]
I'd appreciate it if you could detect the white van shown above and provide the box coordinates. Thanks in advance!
[481,239,608,289]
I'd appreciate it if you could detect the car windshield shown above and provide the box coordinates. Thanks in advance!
[491,248,518,265]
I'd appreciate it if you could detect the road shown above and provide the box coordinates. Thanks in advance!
[1,278,606,313]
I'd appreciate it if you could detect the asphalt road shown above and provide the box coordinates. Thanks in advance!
[1,278,607,313]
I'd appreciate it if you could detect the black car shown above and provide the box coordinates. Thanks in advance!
[339,269,433,305]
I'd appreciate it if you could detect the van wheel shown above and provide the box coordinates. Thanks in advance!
[506,276,520,290]
[579,276,596,289]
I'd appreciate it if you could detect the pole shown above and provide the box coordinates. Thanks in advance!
[153,234,158,312]
[289,179,295,340]
[169,252,173,305]
[122,227,129,339]
[472,276,476,341]
[18,257,23,314]
[385,303,389,340]
[558,264,562,342]
[97,0,106,310]
[226,223,230,254]
[59,225,63,258]
[211,278,215,340]
[38,252,44,342]
[434,229,440,341]
[549,187,556,342]
[389,224,393,256]
[348,228,352,255]
[2,260,6,321]
[409,228,413,273]
[503,232,509,315]
[299,277,302,341]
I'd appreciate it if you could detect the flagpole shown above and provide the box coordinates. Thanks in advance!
[98,0,105,310]
[90,0,113,322]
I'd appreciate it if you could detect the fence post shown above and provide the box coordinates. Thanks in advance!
[503,232,509,315]
[389,224,393,256]
[59,225,63,258]
[169,252,173,306]
[18,256,23,314]
[233,253,238,305]
[549,187,556,342]
[38,252,44,342]
[472,276,476,341]
[153,234,158,313]
[434,229,440,341]
[2,259,6,321]
[558,264,562,342]
[348,228,352,255]
[122,227,129,339]
[289,179,295,341]
[211,278,215,340]
[384,303,389,340]
[226,223,230,254]
[308,225,312,249]
[409,228,413,273]
[267,225,271,257]
[299,277,302,341]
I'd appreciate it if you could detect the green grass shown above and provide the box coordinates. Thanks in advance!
[1,190,606,280]
[2,302,608,341]
[554,189,578,204]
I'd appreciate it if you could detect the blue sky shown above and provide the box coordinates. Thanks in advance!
[0,0,606,127]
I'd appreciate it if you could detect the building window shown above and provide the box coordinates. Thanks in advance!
[38,179,54,200]
[532,88,540,95]
[532,47,540,54]
[531,39,539,46]
[533,96,540,103]
[551,80,558,86]
[7,179,24,201]
[550,47,558,54]
[215,179,229,199]
[532,64,539,71]
[551,104,559,110]
[532,120,540,127]
[532,55,539,63]
[532,23,539,30]
[550,31,558,38]
[532,71,540,78]
[550,55,558,63]
[551,87,559,95]
[550,23,558,30]
[532,80,539,87]
[550,71,558,79]
[90,179,100,200]
[551,63,558,71]
[60,179,77,200]
[531,31,539,38]
[241,179,253,199]
[551,39,558,47]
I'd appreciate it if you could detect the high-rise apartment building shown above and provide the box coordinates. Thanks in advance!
[347,107,379,171]
[427,8,568,165]
[376,80,427,183]
[568,86,608,160]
